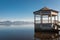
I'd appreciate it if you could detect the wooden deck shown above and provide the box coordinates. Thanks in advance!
[35,22,60,32]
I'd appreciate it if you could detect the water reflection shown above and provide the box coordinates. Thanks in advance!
[0,25,34,40]
[34,32,60,40]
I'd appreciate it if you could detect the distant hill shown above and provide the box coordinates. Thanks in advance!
[0,21,33,25]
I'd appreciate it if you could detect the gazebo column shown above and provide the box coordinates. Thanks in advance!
[40,13,43,27]
[55,16,57,23]
[41,15,42,23]
[57,15,58,30]
[48,16,49,23]
[50,14,52,23]
[34,14,36,24]
[57,14,59,23]
[54,16,56,24]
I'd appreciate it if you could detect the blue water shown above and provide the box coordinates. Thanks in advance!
[0,25,34,40]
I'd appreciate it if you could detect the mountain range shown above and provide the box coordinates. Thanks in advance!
[0,21,33,25]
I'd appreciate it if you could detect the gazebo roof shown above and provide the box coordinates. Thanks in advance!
[34,7,59,13]
[40,7,51,10]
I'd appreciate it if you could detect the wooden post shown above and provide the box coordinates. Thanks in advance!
[54,16,56,24]
[40,15,41,23]
[40,12,42,27]
[51,14,52,23]
[34,14,36,32]
[57,15,58,21]
[55,16,57,23]
[41,14,42,24]
[48,15,49,23]
[57,14,59,23]
[34,14,36,24]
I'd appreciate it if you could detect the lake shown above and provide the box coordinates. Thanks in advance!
[0,24,60,40]
[0,24,34,40]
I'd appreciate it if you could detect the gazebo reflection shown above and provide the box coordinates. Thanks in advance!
[34,32,60,40]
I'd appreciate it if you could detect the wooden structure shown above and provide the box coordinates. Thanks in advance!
[33,7,59,32]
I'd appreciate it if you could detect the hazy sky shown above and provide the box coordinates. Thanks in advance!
[0,0,60,21]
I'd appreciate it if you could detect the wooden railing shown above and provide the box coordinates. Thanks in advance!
[35,20,59,24]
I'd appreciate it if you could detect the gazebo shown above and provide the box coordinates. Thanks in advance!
[33,7,59,31]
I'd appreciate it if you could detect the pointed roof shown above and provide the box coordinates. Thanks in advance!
[34,7,59,13]
[40,7,50,10]
[39,7,58,13]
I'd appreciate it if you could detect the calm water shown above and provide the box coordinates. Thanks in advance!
[0,24,60,40]
[0,25,34,40]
